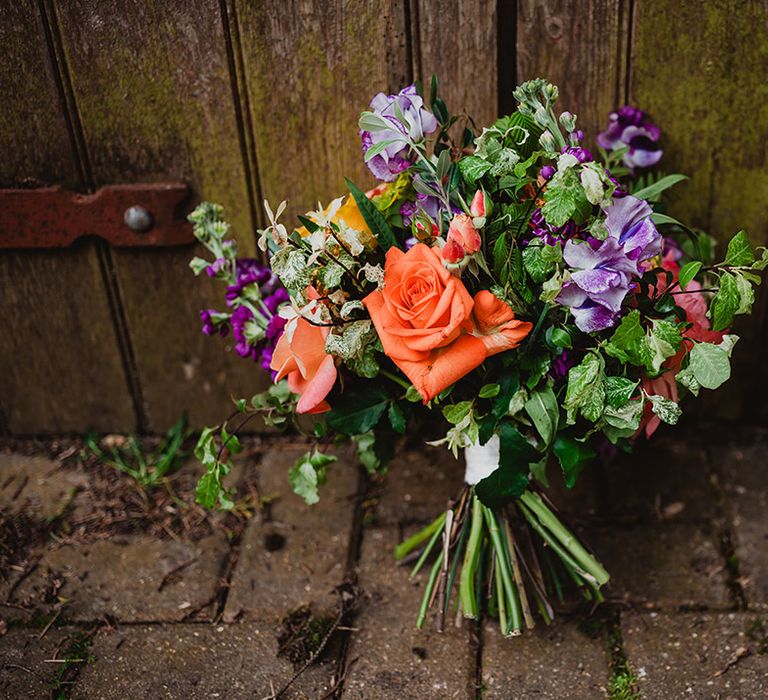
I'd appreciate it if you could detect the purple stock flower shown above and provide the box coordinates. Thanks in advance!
[200,309,228,337]
[561,145,593,163]
[360,84,439,182]
[205,258,228,277]
[551,351,573,380]
[597,106,662,170]
[540,165,556,181]
[556,195,661,333]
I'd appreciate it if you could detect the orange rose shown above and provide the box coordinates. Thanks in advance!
[447,213,481,255]
[364,243,532,401]
[270,315,337,414]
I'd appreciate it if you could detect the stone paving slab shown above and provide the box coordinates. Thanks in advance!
[711,431,768,606]
[584,521,730,609]
[343,451,475,699]
[224,446,359,623]
[602,433,717,522]
[481,620,610,699]
[622,612,768,699]
[74,623,333,700]
[0,625,82,699]
[12,533,229,622]
[0,453,87,520]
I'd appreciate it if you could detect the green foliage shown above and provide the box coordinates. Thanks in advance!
[564,353,605,424]
[648,394,682,425]
[630,173,687,202]
[688,338,736,390]
[289,450,337,505]
[326,387,390,435]
[553,435,596,488]
[541,167,592,228]
[86,415,190,489]
[475,423,538,507]
[524,384,559,446]
[603,376,639,408]
[677,260,702,290]
[345,177,400,252]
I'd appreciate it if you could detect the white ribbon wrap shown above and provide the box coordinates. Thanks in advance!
[463,435,500,485]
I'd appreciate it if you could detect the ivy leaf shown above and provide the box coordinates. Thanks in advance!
[326,388,390,434]
[604,310,649,366]
[553,435,595,488]
[648,395,682,425]
[387,402,407,434]
[443,401,473,425]
[524,385,559,446]
[458,155,492,187]
[689,342,732,390]
[289,450,336,505]
[711,272,740,331]
[603,400,644,431]
[564,353,605,424]
[646,319,682,375]
[475,423,537,508]
[678,261,702,291]
[675,366,701,397]
[522,244,553,283]
[724,230,755,267]
[603,376,639,408]
[345,178,400,252]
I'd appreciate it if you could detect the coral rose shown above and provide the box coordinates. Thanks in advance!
[364,243,532,401]
[270,315,337,414]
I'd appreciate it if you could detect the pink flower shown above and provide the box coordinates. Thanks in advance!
[447,214,481,255]
[470,190,486,217]
[441,238,466,264]
[270,311,337,414]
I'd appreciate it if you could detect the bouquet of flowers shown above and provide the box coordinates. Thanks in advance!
[190,77,765,637]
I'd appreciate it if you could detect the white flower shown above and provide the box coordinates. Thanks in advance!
[259,199,288,251]
[335,220,365,257]
[307,196,344,228]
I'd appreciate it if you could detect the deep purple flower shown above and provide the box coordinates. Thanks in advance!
[205,258,228,277]
[360,84,439,182]
[556,195,661,333]
[200,309,228,337]
[540,165,556,181]
[528,207,581,247]
[551,351,573,380]
[561,145,593,163]
[597,106,662,170]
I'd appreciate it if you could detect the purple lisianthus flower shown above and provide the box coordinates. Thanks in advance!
[597,106,662,170]
[360,84,439,182]
[557,195,661,333]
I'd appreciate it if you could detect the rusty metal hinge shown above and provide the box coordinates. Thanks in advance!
[0,183,194,248]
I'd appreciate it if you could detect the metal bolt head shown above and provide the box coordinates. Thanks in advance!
[124,205,154,232]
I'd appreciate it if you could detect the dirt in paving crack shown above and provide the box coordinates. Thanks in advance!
[277,605,338,669]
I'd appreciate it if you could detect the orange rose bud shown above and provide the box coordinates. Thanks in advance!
[470,190,486,217]
[441,238,466,264]
[447,213,481,255]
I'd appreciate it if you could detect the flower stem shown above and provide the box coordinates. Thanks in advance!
[380,369,411,391]
[409,512,447,578]
[459,494,484,619]
[519,491,609,586]
[395,511,445,560]
[482,505,521,635]
[416,548,444,628]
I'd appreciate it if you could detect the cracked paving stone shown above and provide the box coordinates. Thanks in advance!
[711,428,768,606]
[73,623,332,700]
[343,450,475,699]
[622,611,768,699]
[481,620,610,699]
[11,534,229,622]
[224,446,359,623]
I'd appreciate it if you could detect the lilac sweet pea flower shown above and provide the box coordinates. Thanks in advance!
[557,195,661,333]
[360,84,439,181]
[597,106,662,170]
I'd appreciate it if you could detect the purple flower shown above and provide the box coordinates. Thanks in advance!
[205,258,228,277]
[561,145,593,163]
[540,165,556,181]
[551,351,573,380]
[360,84,439,182]
[200,309,228,337]
[557,195,661,333]
[597,106,662,170]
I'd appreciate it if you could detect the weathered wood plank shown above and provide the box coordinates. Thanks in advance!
[630,1,768,418]
[0,0,134,434]
[235,0,409,221]
[53,0,267,430]
[516,0,628,144]
[413,0,499,127]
